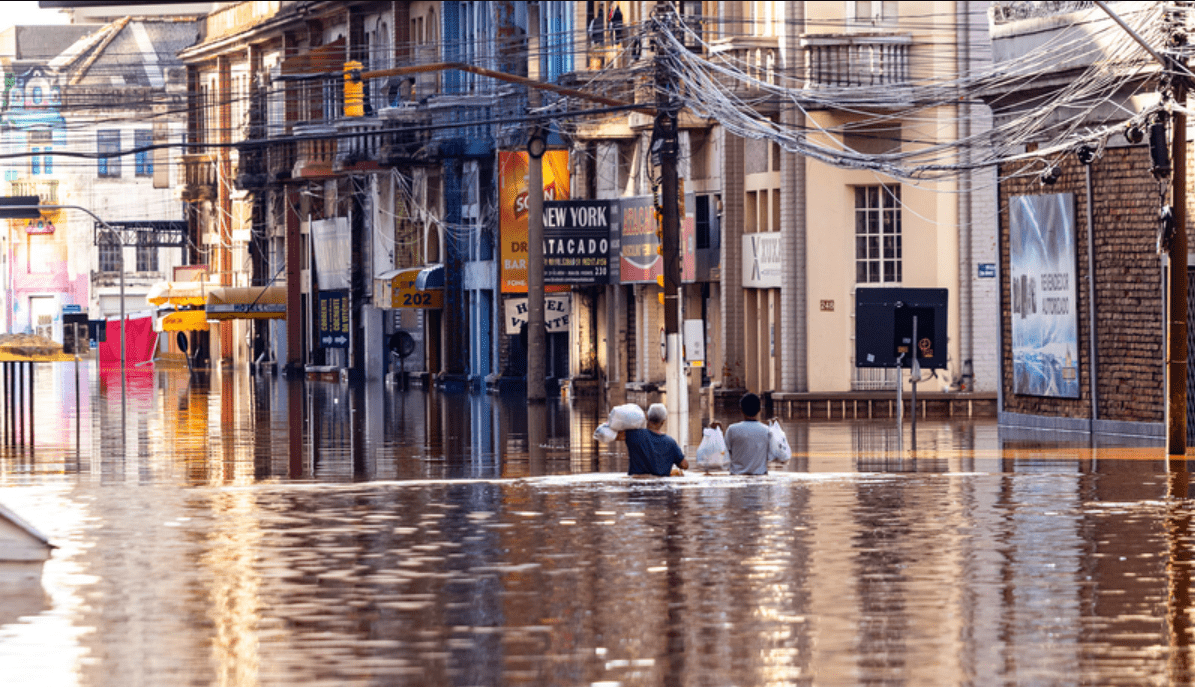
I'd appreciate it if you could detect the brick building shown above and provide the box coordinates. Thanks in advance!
[998,143,1167,436]
[989,2,1173,438]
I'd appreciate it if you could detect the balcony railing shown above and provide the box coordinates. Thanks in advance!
[293,124,337,179]
[335,118,386,171]
[801,34,912,90]
[11,180,58,205]
[709,36,781,88]
[268,139,296,182]
[181,153,217,201]
[990,1,1094,24]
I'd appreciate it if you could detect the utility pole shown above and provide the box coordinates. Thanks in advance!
[653,4,685,441]
[1095,1,1188,454]
[527,3,547,403]
[1168,72,1187,455]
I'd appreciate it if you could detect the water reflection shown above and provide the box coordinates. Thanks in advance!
[3,364,1195,685]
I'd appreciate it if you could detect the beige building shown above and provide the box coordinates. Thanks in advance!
[574,1,996,408]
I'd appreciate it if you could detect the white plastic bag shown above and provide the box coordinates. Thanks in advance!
[695,426,728,470]
[593,423,617,444]
[768,420,791,463]
[607,403,647,432]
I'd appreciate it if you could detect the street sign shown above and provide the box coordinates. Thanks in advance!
[318,289,350,348]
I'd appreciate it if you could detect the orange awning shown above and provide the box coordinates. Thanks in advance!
[147,281,208,308]
[157,310,209,332]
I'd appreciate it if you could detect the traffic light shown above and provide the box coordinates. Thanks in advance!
[344,61,364,117]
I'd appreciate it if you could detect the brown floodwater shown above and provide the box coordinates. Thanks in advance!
[1,363,1192,686]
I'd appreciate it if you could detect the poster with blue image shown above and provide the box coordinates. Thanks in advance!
[1010,193,1080,398]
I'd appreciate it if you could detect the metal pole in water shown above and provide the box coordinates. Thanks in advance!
[1,362,7,447]
[911,315,919,452]
[896,352,904,455]
[28,362,33,450]
[16,361,23,447]
[75,325,81,462]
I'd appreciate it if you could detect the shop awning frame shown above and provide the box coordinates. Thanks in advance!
[205,285,287,320]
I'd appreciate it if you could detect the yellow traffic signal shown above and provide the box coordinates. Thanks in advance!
[344,61,364,117]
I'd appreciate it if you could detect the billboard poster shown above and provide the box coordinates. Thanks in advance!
[619,196,660,283]
[620,194,695,284]
[499,150,570,293]
[543,200,619,285]
[1010,193,1079,398]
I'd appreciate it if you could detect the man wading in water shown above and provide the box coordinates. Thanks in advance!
[622,403,688,477]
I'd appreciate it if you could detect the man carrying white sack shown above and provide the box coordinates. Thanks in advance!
[622,403,688,477]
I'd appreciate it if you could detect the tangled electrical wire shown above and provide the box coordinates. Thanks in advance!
[642,2,1184,183]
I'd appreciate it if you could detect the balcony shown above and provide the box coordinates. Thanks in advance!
[801,34,911,90]
[268,139,296,182]
[203,1,281,42]
[293,124,337,179]
[334,118,386,172]
[709,36,782,89]
[990,1,1094,24]
[181,153,217,201]
[10,180,58,206]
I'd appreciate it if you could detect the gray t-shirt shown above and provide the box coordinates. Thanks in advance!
[725,420,769,475]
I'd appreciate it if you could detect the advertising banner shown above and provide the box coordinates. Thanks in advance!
[543,200,619,285]
[1010,193,1079,398]
[620,194,695,284]
[619,196,660,284]
[499,150,570,293]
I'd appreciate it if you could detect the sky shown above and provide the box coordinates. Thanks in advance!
[0,2,70,32]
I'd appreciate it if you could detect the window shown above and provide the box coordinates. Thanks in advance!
[97,130,120,177]
[29,131,50,176]
[855,185,901,283]
[136,240,157,273]
[848,1,898,27]
[134,130,153,177]
[98,234,121,272]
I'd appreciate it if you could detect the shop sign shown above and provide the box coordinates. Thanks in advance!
[543,200,619,285]
[499,150,571,293]
[742,232,782,288]
[505,295,570,335]
[318,289,350,348]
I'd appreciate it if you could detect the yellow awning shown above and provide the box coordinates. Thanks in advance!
[157,310,209,332]
[147,281,208,308]
[374,267,443,309]
[205,285,287,320]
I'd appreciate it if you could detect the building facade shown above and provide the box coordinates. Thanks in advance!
[173,0,999,417]
[0,18,194,345]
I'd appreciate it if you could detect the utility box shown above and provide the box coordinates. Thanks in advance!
[855,287,948,369]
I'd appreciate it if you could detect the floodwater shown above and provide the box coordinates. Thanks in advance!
[1,362,1194,686]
